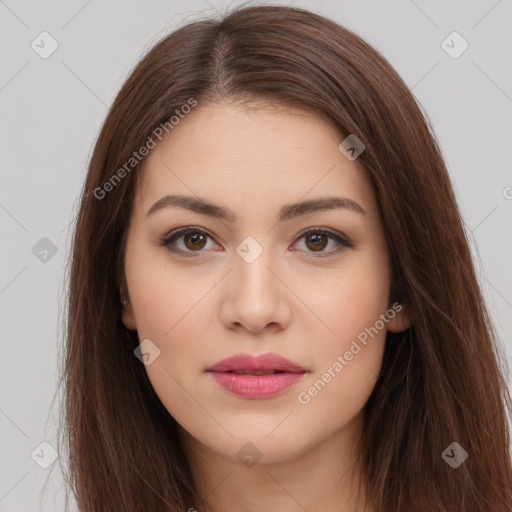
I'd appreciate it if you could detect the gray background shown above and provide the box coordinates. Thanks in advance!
[1,0,511,510]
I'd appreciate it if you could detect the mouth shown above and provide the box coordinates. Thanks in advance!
[206,353,307,398]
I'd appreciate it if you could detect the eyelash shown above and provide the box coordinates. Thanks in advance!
[159,225,354,258]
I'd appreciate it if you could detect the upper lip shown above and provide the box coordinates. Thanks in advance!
[207,353,307,373]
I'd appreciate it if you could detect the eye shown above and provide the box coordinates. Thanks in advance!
[159,226,354,258]
[292,227,354,257]
[159,226,218,257]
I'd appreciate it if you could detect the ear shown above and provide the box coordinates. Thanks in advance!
[386,302,411,333]
[120,284,137,331]
[122,300,137,331]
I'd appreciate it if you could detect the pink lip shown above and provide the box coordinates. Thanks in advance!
[207,353,307,399]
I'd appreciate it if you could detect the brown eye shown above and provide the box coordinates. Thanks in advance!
[160,227,217,257]
[293,228,354,257]
[183,232,208,250]
[305,233,329,252]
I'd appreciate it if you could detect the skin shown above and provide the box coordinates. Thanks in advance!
[121,100,410,512]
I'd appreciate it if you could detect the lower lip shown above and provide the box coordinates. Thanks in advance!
[208,371,306,398]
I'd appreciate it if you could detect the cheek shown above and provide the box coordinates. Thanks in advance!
[297,290,388,428]
[125,241,204,336]
[300,252,390,421]
[124,244,213,389]
[302,252,391,346]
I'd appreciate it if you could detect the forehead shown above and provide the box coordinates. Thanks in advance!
[134,101,377,221]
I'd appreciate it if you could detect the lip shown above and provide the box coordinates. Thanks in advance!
[207,353,307,399]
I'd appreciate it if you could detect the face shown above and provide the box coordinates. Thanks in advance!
[121,100,409,466]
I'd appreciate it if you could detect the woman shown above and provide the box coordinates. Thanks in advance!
[58,4,512,511]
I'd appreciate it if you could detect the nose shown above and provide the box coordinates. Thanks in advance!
[218,248,292,334]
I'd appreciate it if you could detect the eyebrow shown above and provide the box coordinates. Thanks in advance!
[145,194,367,222]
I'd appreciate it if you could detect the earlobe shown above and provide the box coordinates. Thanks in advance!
[386,304,411,333]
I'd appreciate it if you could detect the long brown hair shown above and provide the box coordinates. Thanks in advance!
[56,4,512,511]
